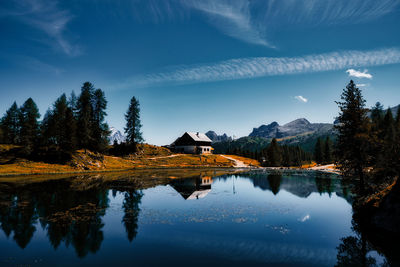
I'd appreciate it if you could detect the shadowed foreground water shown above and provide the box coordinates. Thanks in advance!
[0,170,390,266]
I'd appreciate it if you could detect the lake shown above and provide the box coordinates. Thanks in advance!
[0,170,389,266]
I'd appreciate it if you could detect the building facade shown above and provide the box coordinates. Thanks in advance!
[171,132,213,154]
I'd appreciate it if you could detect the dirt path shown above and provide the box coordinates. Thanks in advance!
[147,154,180,160]
[308,164,341,174]
[220,155,249,168]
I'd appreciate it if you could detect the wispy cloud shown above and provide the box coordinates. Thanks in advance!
[356,83,368,87]
[132,0,399,47]
[0,0,80,56]
[183,0,272,47]
[123,47,400,88]
[295,96,308,103]
[346,69,373,79]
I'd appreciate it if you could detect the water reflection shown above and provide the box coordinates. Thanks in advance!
[0,169,388,266]
[170,176,213,200]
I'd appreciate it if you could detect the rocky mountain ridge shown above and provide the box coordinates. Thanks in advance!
[249,118,333,139]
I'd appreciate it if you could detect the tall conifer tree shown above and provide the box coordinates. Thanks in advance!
[20,98,40,155]
[0,102,21,144]
[91,89,109,151]
[324,136,332,164]
[314,138,324,164]
[77,82,94,150]
[125,96,143,152]
[334,80,369,194]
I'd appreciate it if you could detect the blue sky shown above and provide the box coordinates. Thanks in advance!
[1,0,400,145]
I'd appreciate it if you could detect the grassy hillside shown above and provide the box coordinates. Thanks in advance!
[0,144,247,176]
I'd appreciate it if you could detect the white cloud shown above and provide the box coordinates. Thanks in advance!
[356,83,368,87]
[346,69,373,79]
[299,214,310,222]
[295,96,308,103]
[1,0,80,56]
[122,47,400,88]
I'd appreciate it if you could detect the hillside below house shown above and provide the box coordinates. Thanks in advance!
[171,132,213,154]
[0,144,256,176]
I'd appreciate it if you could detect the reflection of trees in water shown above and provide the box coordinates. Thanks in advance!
[0,191,37,248]
[335,235,377,267]
[315,174,333,196]
[335,218,397,267]
[0,178,145,258]
[267,174,282,195]
[122,190,143,242]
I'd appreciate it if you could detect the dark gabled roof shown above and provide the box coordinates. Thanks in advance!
[171,132,212,145]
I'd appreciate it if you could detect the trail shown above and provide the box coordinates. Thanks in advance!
[220,155,249,168]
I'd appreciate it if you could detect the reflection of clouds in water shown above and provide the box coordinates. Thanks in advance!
[299,214,310,222]
[265,224,290,234]
[142,230,336,265]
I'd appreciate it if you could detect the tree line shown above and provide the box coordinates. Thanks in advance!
[0,82,143,159]
[227,138,312,167]
[314,136,333,165]
[335,80,400,195]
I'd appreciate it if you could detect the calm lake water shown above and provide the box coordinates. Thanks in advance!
[0,170,389,266]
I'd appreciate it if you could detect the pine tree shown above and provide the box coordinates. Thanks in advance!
[68,90,78,118]
[324,136,332,164]
[20,98,40,155]
[369,102,385,167]
[376,109,397,178]
[314,138,324,164]
[265,138,282,167]
[77,82,94,150]
[91,89,109,152]
[334,80,370,194]
[0,102,21,144]
[125,96,143,152]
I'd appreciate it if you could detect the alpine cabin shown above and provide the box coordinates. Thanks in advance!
[171,132,213,154]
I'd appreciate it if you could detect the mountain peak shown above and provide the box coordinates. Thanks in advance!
[206,131,232,143]
[284,118,311,127]
[249,118,332,139]
[109,127,126,144]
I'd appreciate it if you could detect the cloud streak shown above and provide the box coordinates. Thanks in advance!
[346,69,373,79]
[183,0,271,47]
[132,0,399,47]
[0,0,79,56]
[295,96,308,103]
[125,47,400,88]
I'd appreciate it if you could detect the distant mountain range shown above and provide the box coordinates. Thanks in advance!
[211,118,335,154]
[205,131,232,143]
[249,118,333,139]
[109,127,126,144]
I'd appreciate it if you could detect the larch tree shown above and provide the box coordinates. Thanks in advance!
[20,98,40,155]
[265,138,282,167]
[314,137,324,164]
[0,102,21,144]
[77,82,94,150]
[91,88,109,152]
[124,96,143,152]
[324,136,332,164]
[334,80,370,194]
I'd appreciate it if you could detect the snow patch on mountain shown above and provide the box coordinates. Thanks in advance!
[109,127,126,144]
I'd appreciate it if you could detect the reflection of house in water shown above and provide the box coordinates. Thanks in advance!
[170,176,213,200]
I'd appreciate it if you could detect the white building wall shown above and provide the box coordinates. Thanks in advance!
[175,145,212,154]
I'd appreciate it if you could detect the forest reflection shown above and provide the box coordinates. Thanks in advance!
[0,171,352,258]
